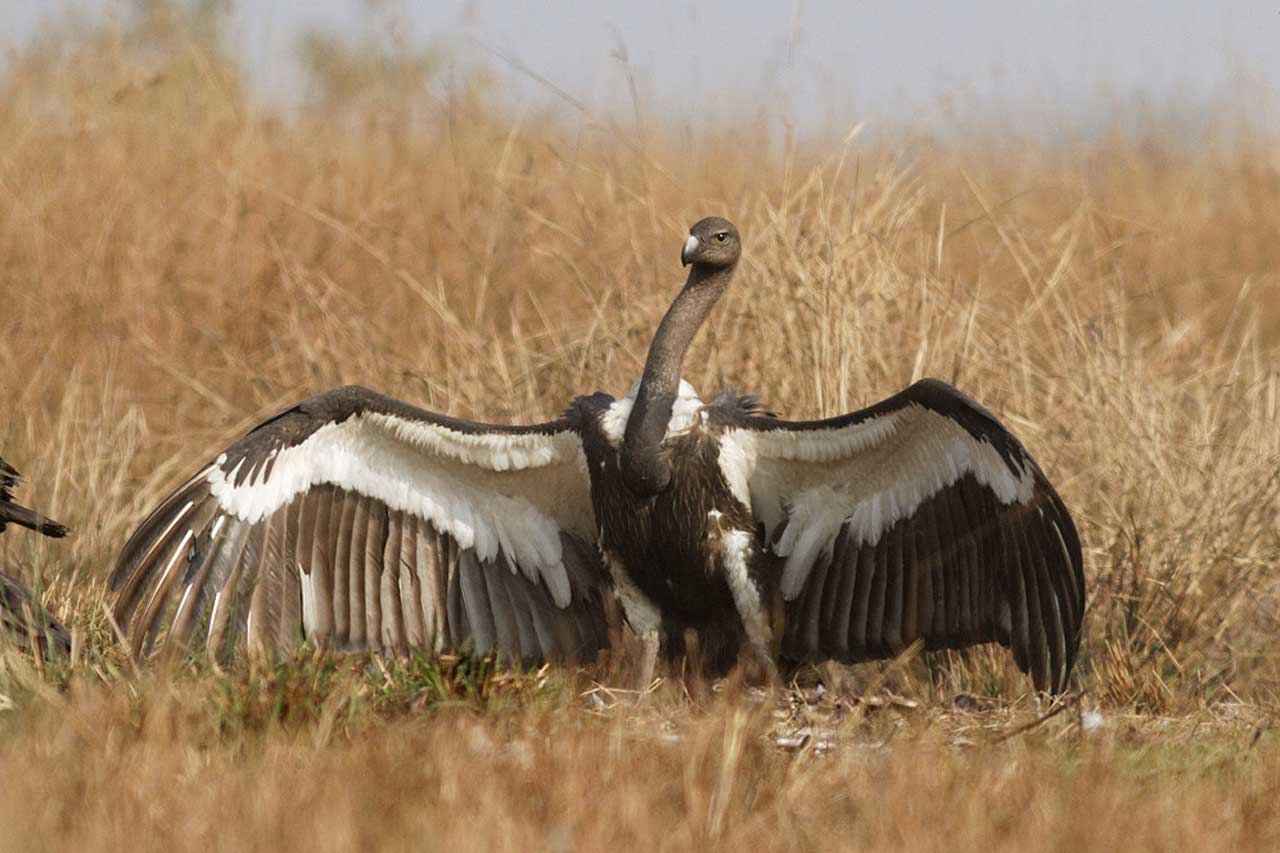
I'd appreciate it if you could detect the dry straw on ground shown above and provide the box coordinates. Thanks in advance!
[0,8,1278,851]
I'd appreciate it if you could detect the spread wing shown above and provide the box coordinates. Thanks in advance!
[110,386,613,665]
[1,457,68,538]
[722,379,1084,693]
[0,456,71,657]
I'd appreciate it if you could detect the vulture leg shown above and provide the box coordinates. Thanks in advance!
[722,532,777,682]
[608,555,662,692]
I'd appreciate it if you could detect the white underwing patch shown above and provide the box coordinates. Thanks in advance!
[366,411,581,471]
[205,414,591,608]
[739,405,1036,600]
[742,409,906,463]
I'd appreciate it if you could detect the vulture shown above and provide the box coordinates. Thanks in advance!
[1,456,71,657]
[110,217,1084,693]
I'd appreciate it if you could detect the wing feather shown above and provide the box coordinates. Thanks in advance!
[205,516,251,659]
[501,567,539,659]
[827,528,856,658]
[934,490,962,639]
[950,484,979,641]
[347,495,370,648]
[796,549,828,657]
[864,534,890,657]
[398,516,425,649]
[418,519,446,651]
[265,507,295,654]
[1014,522,1049,688]
[849,525,880,650]
[309,487,337,645]
[459,548,496,654]
[445,536,468,647]
[527,591,560,659]
[885,522,906,648]
[380,509,406,653]
[331,490,355,646]
[1028,514,1069,687]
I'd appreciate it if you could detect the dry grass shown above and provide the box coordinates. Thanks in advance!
[1,8,1279,851]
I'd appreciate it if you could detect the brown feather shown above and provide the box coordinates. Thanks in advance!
[329,489,353,646]
[346,496,370,649]
[307,486,336,646]
[380,509,406,653]
[458,549,495,654]
[363,501,387,649]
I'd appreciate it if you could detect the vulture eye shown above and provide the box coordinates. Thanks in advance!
[715,233,728,242]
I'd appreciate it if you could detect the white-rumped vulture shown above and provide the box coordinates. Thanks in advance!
[1,456,70,657]
[110,217,1084,693]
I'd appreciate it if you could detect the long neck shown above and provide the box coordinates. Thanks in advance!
[621,262,737,495]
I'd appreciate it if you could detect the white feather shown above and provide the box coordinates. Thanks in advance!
[208,592,223,637]
[206,413,591,610]
[175,582,195,618]
[541,562,572,610]
[601,378,705,445]
[739,405,1037,600]
[1050,520,1073,571]
[145,527,195,615]
[775,489,849,598]
[301,570,317,636]
[716,429,756,508]
[140,498,197,567]
[366,411,581,471]
[721,529,770,648]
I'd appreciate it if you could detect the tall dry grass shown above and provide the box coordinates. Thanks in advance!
[0,7,1278,850]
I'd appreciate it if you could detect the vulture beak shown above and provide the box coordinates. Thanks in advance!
[681,234,700,267]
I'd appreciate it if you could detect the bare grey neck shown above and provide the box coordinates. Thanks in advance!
[620,261,737,496]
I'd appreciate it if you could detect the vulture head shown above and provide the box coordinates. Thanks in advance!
[681,217,740,270]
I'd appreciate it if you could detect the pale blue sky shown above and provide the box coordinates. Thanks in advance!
[6,1,1280,135]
